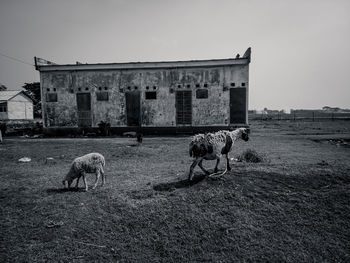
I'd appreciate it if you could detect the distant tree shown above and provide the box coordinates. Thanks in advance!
[22,82,41,118]
[0,83,7,91]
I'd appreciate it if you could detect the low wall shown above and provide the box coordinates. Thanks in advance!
[43,125,249,136]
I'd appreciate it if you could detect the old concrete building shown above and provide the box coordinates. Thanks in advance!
[0,91,34,120]
[35,48,251,134]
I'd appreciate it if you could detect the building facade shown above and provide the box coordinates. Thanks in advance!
[0,91,34,120]
[36,48,251,134]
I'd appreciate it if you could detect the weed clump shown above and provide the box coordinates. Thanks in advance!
[237,149,265,163]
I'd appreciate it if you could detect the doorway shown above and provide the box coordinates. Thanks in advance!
[230,88,247,124]
[76,93,92,127]
[176,90,192,125]
[125,91,141,126]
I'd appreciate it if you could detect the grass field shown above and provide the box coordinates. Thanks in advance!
[1,121,350,262]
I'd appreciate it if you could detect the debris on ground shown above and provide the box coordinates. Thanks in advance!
[45,157,55,164]
[123,131,137,137]
[317,160,329,166]
[45,220,64,228]
[18,157,31,162]
[19,134,43,139]
[329,139,349,147]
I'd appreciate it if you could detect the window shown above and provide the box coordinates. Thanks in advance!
[46,93,58,102]
[0,103,7,112]
[204,83,208,88]
[230,82,235,87]
[145,91,157,100]
[196,89,208,99]
[241,82,246,87]
[96,92,109,101]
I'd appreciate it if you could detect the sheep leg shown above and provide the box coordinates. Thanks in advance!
[213,157,220,173]
[189,158,201,181]
[198,160,210,175]
[209,157,228,179]
[101,167,105,186]
[226,154,231,171]
[81,172,88,191]
[92,170,101,189]
[75,176,80,188]
[67,180,73,189]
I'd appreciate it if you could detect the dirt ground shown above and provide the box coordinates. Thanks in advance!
[1,121,350,262]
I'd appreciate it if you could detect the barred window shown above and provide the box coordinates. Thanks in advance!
[196,89,208,99]
[46,93,57,102]
[145,91,157,100]
[96,92,109,101]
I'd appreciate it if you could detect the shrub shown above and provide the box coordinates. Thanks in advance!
[237,149,265,163]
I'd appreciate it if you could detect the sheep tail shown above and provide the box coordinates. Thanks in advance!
[189,142,210,158]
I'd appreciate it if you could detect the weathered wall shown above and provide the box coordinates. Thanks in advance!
[40,64,248,128]
[7,94,33,119]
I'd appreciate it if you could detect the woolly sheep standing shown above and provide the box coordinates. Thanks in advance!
[62,153,106,191]
[188,128,249,181]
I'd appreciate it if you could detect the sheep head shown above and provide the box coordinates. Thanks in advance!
[240,128,249,141]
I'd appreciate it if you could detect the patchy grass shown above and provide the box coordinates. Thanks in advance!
[1,121,350,262]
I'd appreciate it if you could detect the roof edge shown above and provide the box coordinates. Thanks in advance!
[11,91,34,102]
[0,90,33,102]
[36,57,250,72]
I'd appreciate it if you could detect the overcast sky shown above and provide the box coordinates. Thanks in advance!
[0,0,349,111]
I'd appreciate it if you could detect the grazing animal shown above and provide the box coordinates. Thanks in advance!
[136,132,143,143]
[188,128,249,181]
[62,153,105,191]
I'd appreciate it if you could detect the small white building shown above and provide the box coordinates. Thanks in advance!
[0,91,34,120]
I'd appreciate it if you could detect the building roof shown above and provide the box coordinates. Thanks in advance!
[36,48,251,72]
[0,90,33,102]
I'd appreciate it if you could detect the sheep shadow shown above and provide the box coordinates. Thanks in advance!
[153,173,207,192]
[46,188,86,194]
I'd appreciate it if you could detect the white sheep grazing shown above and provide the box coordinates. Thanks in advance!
[188,128,249,181]
[62,153,105,191]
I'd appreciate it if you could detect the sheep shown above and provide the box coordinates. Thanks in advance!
[188,128,249,181]
[62,153,105,191]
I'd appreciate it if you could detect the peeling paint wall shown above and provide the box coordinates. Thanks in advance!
[40,64,248,128]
